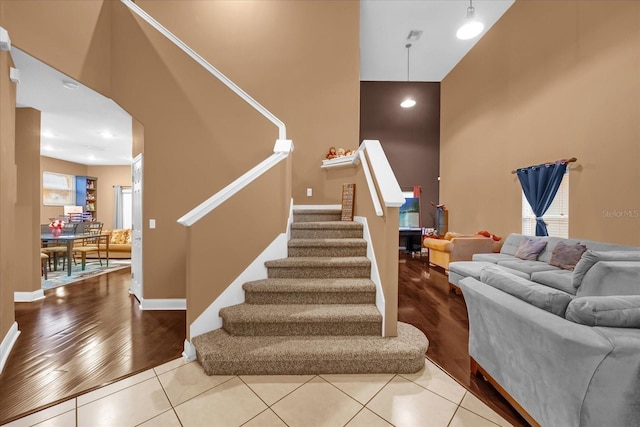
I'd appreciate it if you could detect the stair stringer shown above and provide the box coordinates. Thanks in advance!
[354,215,386,336]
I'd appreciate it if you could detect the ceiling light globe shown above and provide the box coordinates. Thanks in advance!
[456,20,484,40]
[400,99,416,108]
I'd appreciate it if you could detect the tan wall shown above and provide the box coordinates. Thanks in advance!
[15,109,42,293]
[441,1,640,245]
[87,165,132,229]
[186,159,290,335]
[40,156,87,224]
[2,0,359,302]
[0,50,17,343]
[0,0,111,96]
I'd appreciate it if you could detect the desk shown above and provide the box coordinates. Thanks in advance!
[41,233,110,276]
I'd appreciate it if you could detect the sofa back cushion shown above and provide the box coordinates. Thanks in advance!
[480,266,573,316]
[548,241,587,270]
[565,295,640,328]
[500,233,525,256]
[514,237,548,261]
[573,251,640,296]
[110,229,132,245]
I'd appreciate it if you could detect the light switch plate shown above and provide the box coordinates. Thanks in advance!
[307,188,312,197]
[149,219,156,229]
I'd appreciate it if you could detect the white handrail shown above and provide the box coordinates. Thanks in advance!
[178,140,293,226]
[356,140,405,216]
[120,0,286,140]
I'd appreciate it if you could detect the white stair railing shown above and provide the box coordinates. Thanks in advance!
[356,140,405,214]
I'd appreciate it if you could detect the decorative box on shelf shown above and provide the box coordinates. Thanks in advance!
[321,154,359,169]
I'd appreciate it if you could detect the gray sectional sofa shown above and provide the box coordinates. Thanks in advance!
[449,233,640,427]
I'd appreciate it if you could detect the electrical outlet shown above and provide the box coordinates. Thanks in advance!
[149,219,156,229]
[307,188,313,197]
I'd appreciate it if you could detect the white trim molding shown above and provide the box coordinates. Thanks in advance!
[0,322,20,373]
[14,290,45,302]
[139,298,186,311]
[293,204,342,210]
[182,339,197,362]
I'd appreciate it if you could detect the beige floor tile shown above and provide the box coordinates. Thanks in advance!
[271,376,362,427]
[240,374,314,405]
[3,399,76,427]
[400,359,467,404]
[450,407,505,427]
[77,377,171,427]
[32,410,76,426]
[174,377,267,427]
[366,376,458,427]
[77,369,156,406]
[460,392,513,427]
[153,357,192,376]
[137,409,182,426]
[345,408,392,427]
[157,361,233,406]
[320,373,394,404]
[242,409,288,427]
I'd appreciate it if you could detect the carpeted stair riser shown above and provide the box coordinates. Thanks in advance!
[267,266,370,279]
[293,213,342,223]
[243,278,376,305]
[291,228,363,239]
[223,321,381,337]
[193,322,428,375]
[288,238,367,257]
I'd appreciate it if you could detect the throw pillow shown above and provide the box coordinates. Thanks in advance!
[565,295,640,328]
[549,241,587,271]
[514,237,548,261]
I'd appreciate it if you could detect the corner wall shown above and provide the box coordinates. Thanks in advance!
[440,0,640,245]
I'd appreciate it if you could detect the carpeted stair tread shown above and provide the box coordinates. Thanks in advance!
[265,256,370,268]
[291,221,362,230]
[221,303,381,323]
[288,238,367,248]
[293,209,342,215]
[192,322,428,375]
[244,278,375,293]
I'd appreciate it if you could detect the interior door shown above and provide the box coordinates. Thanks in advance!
[131,154,143,302]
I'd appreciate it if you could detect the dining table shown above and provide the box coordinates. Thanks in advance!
[40,232,110,276]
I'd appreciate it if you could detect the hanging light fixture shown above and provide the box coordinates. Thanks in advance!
[400,43,416,108]
[456,0,484,40]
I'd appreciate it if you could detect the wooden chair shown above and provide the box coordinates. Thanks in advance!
[73,222,103,270]
[41,224,68,271]
[40,252,49,279]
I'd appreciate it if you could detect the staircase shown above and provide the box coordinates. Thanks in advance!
[192,208,428,375]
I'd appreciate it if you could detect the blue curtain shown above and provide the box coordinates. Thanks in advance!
[517,162,567,236]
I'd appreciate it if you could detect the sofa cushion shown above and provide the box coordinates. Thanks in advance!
[581,240,640,252]
[110,229,132,245]
[500,233,526,256]
[479,266,573,316]
[514,237,548,261]
[548,241,587,270]
[472,253,515,263]
[423,238,453,252]
[496,259,559,275]
[531,270,576,295]
[572,251,640,293]
[565,296,640,328]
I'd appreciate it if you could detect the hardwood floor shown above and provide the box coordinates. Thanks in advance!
[1,255,527,426]
[0,268,186,425]
[398,252,529,427]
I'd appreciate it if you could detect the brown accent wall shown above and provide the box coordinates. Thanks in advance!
[87,165,131,229]
[1,0,359,303]
[39,156,87,224]
[441,1,640,245]
[15,109,42,294]
[0,50,17,343]
[360,82,441,228]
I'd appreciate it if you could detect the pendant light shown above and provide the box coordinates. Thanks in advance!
[456,0,484,40]
[400,43,416,108]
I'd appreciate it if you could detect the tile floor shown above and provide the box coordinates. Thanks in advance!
[6,358,513,427]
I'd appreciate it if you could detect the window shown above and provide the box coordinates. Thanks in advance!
[522,173,569,238]
[43,172,75,206]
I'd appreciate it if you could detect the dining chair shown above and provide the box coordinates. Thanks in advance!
[73,222,103,270]
[40,224,68,271]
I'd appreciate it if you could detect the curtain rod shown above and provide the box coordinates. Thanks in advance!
[511,157,577,174]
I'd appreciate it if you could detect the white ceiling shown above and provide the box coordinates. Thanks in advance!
[11,0,513,166]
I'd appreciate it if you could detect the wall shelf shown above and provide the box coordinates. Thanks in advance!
[321,154,360,169]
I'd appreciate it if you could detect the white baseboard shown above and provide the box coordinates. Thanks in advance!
[0,322,20,374]
[182,339,196,361]
[139,298,186,310]
[14,289,45,302]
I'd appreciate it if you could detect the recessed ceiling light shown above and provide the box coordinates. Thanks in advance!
[62,81,79,90]
[400,99,417,108]
[100,131,116,139]
[41,130,55,138]
[42,145,54,151]
[88,154,96,161]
